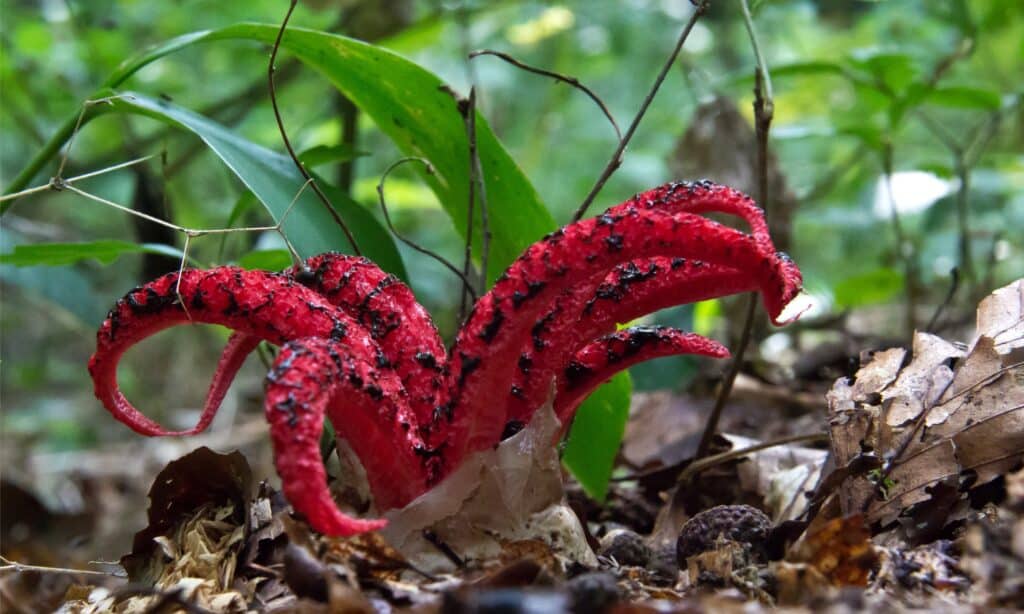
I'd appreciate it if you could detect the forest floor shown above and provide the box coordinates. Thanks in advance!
[2,280,1021,613]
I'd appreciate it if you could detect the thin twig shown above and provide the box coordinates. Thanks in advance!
[799,143,867,202]
[269,0,361,255]
[0,555,123,578]
[0,155,154,204]
[454,1,483,318]
[376,157,479,301]
[681,432,829,484]
[925,267,959,333]
[55,96,127,182]
[61,183,182,232]
[571,1,708,221]
[881,142,919,337]
[470,49,622,141]
[60,180,306,246]
[696,0,773,460]
[738,0,773,106]
[455,0,480,95]
[465,88,491,295]
[177,232,195,321]
[422,529,466,569]
[459,89,478,319]
[697,294,759,460]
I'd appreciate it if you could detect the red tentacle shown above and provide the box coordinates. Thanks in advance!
[191,332,262,435]
[297,254,447,427]
[157,254,447,438]
[505,258,756,427]
[553,326,728,426]
[612,180,772,248]
[447,184,802,466]
[265,338,432,535]
[88,268,383,436]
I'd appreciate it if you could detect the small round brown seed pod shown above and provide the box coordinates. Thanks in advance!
[599,528,652,567]
[676,504,771,564]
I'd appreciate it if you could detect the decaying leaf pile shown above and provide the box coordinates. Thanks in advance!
[825,279,1023,532]
[11,280,1024,612]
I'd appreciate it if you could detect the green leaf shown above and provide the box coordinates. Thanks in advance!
[561,372,632,502]
[236,249,293,271]
[887,81,927,124]
[833,268,905,308]
[0,240,184,267]
[926,86,1002,111]
[726,61,847,89]
[223,192,259,231]
[848,51,918,94]
[837,121,884,151]
[207,24,557,282]
[770,61,846,78]
[102,92,408,279]
[217,192,260,261]
[9,25,556,280]
[299,143,368,168]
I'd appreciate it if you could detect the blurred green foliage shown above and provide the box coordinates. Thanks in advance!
[1,1,1021,497]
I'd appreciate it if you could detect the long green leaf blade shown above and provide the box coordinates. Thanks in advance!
[561,372,633,501]
[208,24,556,281]
[106,92,407,278]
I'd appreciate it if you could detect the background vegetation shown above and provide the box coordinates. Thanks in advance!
[2,0,1022,504]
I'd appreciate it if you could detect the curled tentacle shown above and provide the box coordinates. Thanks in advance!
[90,181,806,537]
[265,338,433,535]
[192,332,263,435]
[296,254,447,426]
[157,254,447,437]
[553,326,728,426]
[505,258,756,427]
[614,180,773,248]
[447,185,802,466]
[88,267,383,436]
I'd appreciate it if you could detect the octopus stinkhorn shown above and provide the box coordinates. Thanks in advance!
[88,181,802,536]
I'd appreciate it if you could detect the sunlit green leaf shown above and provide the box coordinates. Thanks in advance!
[771,61,846,78]
[833,268,905,308]
[209,24,556,282]
[0,240,184,267]
[926,86,1002,110]
[102,92,408,279]
[849,51,918,94]
[236,249,292,271]
[562,372,632,502]
[299,143,368,168]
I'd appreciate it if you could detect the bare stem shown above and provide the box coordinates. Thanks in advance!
[881,142,918,337]
[269,0,361,255]
[460,89,478,320]
[680,432,828,484]
[0,155,154,204]
[470,49,621,141]
[925,267,960,333]
[0,555,123,578]
[696,0,773,460]
[376,157,479,301]
[465,88,491,296]
[571,1,708,221]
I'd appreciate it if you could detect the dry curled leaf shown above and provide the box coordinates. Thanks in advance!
[826,279,1024,529]
[381,401,596,573]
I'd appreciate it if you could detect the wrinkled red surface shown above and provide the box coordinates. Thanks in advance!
[504,258,756,428]
[89,181,802,536]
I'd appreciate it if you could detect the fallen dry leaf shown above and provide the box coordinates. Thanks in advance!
[381,401,597,573]
[825,279,1024,528]
[786,515,877,587]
